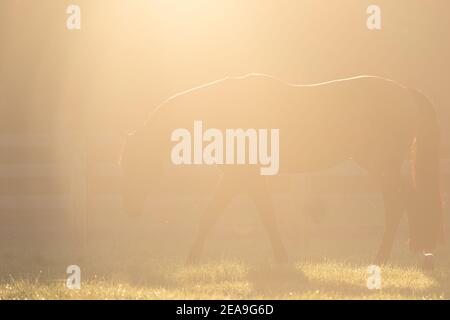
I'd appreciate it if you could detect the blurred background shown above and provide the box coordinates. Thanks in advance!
[0,0,449,275]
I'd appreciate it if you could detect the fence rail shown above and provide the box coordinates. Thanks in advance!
[0,133,449,216]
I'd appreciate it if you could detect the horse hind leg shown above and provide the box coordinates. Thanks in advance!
[374,170,406,265]
[354,154,405,265]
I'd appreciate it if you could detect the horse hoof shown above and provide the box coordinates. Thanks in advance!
[422,253,435,272]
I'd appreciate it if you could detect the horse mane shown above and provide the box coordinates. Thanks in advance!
[142,73,405,128]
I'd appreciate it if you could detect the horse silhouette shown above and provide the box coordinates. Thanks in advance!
[119,73,445,268]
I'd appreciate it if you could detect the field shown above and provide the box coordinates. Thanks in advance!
[0,161,449,300]
[1,190,449,300]
[2,0,450,302]
[1,259,450,300]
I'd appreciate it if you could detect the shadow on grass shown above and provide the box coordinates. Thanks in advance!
[245,262,379,299]
[1,254,450,299]
[245,260,450,299]
[247,263,309,295]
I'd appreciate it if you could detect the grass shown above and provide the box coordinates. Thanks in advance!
[1,258,449,300]
[1,192,449,300]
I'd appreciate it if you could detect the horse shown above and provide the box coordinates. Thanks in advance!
[119,73,445,268]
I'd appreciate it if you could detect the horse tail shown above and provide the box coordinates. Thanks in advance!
[409,90,446,251]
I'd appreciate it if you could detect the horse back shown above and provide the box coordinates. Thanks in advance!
[146,75,417,173]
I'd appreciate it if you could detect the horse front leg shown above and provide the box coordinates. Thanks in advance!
[186,173,238,265]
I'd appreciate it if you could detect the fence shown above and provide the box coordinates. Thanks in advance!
[1,132,449,244]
